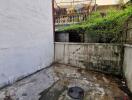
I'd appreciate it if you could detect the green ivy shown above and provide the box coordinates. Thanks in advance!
[57,5,132,43]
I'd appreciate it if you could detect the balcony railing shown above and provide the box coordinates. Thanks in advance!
[55,13,89,25]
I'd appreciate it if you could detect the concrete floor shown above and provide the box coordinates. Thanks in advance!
[0,64,129,100]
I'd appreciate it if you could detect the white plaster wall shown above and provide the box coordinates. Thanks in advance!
[124,45,132,92]
[96,0,129,5]
[0,0,54,87]
[56,0,130,6]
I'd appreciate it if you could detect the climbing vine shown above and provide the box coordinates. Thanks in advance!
[57,4,132,43]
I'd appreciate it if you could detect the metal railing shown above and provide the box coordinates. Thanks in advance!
[55,13,88,25]
[54,0,96,25]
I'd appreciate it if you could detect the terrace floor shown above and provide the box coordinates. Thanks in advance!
[0,64,130,100]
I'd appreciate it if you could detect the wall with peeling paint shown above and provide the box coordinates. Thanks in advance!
[123,17,132,93]
[55,42,122,75]
[124,44,132,92]
[0,0,54,87]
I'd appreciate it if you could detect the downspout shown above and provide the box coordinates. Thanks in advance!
[52,0,56,62]
[95,0,97,11]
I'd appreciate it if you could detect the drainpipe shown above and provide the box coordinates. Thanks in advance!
[95,0,97,11]
[52,0,56,61]
[52,0,55,35]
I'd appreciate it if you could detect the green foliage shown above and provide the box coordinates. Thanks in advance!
[57,5,132,43]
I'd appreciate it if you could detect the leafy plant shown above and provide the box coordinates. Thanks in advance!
[57,5,132,43]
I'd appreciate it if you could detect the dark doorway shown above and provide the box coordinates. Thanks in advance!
[69,33,84,42]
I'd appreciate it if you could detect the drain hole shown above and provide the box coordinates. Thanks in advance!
[68,86,84,99]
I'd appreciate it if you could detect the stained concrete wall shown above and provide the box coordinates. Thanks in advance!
[0,0,54,87]
[124,44,132,92]
[55,42,122,75]
[55,32,69,42]
[123,17,132,93]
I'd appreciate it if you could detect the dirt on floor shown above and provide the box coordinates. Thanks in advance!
[40,64,131,100]
[0,64,131,100]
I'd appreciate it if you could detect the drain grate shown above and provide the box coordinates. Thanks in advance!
[68,86,84,99]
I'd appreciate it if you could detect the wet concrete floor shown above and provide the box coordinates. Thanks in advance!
[39,64,131,100]
[0,64,131,100]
